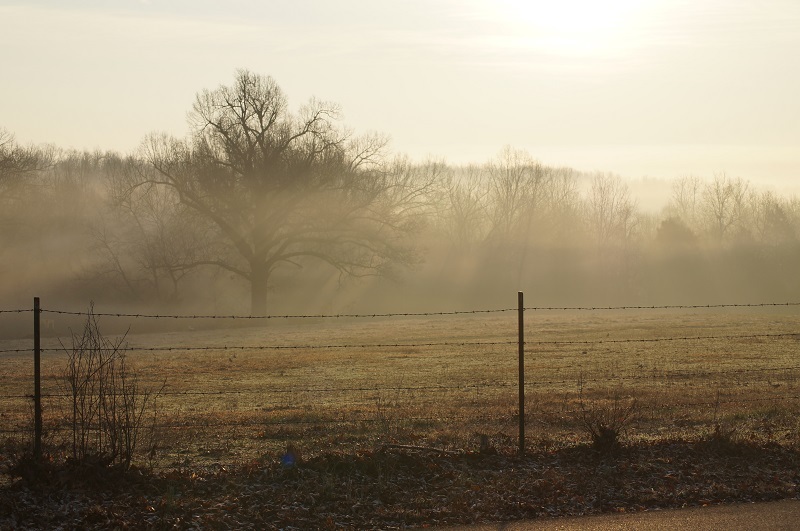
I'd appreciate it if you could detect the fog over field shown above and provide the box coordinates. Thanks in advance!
[1,108,799,333]
[2,1,799,329]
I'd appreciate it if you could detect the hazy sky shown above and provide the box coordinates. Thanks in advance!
[2,0,799,192]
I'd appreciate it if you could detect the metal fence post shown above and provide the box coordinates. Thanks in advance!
[34,296,42,459]
[518,291,525,456]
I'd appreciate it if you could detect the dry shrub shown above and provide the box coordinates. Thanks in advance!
[577,379,638,453]
[61,303,162,469]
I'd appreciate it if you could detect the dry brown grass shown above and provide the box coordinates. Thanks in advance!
[2,308,799,468]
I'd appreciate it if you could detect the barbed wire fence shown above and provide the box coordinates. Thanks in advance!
[1,295,798,470]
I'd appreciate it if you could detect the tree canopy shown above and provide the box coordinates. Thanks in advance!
[135,70,432,315]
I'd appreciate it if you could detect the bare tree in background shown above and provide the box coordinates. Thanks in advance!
[0,129,52,209]
[0,129,49,185]
[432,157,581,254]
[702,173,749,242]
[586,173,638,248]
[485,147,551,244]
[668,175,703,232]
[537,166,581,244]
[749,190,796,247]
[134,70,432,315]
[86,156,216,303]
[435,164,489,250]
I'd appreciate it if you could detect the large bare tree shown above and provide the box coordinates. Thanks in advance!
[136,70,430,315]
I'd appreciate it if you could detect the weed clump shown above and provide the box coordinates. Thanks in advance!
[577,379,638,453]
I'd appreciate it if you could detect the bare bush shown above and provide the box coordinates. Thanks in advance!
[577,379,638,452]
[61,304,162,469]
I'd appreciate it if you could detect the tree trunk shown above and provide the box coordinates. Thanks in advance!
[250,265,269,317]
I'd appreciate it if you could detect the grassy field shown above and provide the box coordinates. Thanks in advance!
[2,307,799,469]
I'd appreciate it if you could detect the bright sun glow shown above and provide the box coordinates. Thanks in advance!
[490,0,658,58]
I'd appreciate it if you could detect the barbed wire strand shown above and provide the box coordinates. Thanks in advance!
[39,308,518,319]
[4,330,795,356]
[31,301,800,320]
[526,302,800,311]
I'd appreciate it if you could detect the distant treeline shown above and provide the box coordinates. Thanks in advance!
[1,73,798,314]
[1,142,796,313]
